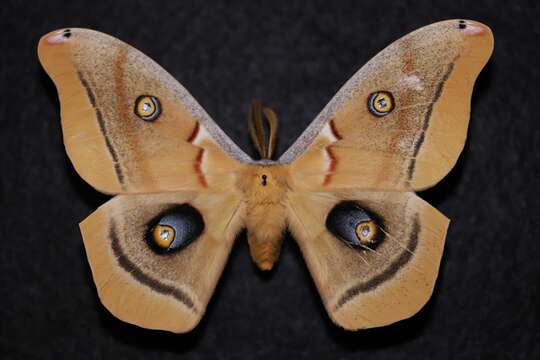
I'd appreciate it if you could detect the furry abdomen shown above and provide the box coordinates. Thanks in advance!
[238,165,290,270]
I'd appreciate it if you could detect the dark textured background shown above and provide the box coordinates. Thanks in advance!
[2,0,539,359]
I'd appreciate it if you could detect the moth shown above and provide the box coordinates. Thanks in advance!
[38,20,493,333]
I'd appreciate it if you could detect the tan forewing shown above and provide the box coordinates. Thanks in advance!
[38,29,250,194]
[284,20,493,192]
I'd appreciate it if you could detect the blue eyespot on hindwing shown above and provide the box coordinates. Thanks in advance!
[146,204,204,253]
[326,201,383,249]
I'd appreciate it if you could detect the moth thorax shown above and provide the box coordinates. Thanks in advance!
[237,165,289,197]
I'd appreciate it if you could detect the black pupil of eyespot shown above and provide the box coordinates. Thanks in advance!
[378,98,387,108]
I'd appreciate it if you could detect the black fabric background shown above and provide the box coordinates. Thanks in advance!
[2,0,539,358]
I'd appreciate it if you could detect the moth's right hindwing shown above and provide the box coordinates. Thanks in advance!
[287,191,448,330]
[80,191,244,333]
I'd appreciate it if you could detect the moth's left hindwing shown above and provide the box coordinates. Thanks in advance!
[81,191,244,332]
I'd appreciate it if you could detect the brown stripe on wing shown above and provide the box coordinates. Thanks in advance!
[187,122,200,143]
[112,44,153,188]
[109,220,198,313]
[333,214,420,311]
[187,122,208,188]
[329,118,343,140]
[194,148,208,188]
[76,70,125,187]
[322,119,342,186]
[323,145,338,186]
[406,60,457,182]
[377,37,416,186]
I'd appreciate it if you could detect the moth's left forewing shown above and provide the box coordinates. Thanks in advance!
[287,191,448,329]
[284,20,493,192]
[80,191,244,333]
[410,21,494,188]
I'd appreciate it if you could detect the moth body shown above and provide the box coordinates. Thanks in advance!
[238,164,290,270]
[38,20,493,333]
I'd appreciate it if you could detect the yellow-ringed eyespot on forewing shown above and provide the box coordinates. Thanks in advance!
[368,91,394,116]
[134,95,161,121]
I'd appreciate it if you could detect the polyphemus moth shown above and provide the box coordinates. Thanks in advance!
[38,20,493,333]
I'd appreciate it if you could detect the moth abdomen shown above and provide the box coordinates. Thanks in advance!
[239,165,290,270]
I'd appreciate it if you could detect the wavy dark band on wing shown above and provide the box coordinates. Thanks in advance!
[406,59,457,181]
[109,221,197,312]
[334,214,420,310]
[77,70,125,186]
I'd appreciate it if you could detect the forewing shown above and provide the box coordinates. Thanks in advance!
[38,28,250,194]
[283,20,493,191]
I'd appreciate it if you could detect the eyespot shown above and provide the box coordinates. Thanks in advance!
[355,220,378,247]
[368,91,394,116]
[326,201,382,249]
[134,95,161,121]
[146,204,204,253]
[152,224,176,249]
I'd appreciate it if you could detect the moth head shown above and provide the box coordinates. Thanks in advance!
[146,204,204,253]
[326,201,383,249]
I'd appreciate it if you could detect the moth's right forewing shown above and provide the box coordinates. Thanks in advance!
[38,28,249,195]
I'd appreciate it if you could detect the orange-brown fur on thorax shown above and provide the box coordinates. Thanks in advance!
[237,164,291,270]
